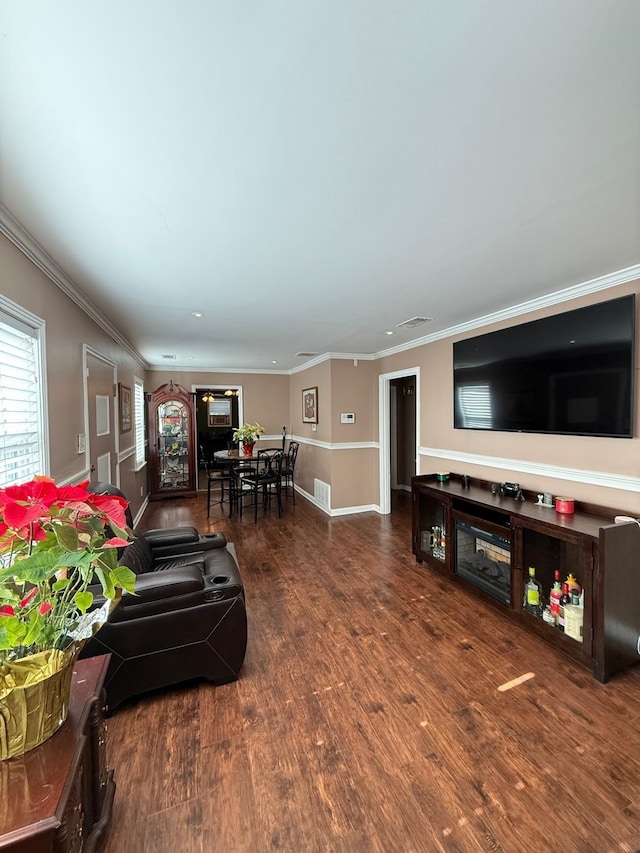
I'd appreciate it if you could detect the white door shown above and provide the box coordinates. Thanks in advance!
[86,350,117,486]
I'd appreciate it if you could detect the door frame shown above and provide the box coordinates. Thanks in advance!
[83,345,119,485]
[192,384,243,491]
[192,384,244,429]
[378,367,420,514]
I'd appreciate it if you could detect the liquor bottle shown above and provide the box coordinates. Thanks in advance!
[559,582,571,631]
[523,566,543,617]
[549,570,562,627]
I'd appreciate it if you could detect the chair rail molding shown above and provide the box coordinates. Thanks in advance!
[420,447,640,493]
[58,468,92,486]
[290,436,378,451]
[118,446,136,463]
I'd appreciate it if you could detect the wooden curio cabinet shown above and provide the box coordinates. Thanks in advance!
[147,381,197,500]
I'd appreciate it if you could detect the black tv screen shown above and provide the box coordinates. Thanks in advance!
[453,295,635,438]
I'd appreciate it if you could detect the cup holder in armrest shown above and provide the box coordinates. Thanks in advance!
[204,572,243,602]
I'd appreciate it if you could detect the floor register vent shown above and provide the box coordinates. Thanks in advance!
[314,478,331,510]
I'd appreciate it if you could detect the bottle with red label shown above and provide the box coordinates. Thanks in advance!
[549,570,563,628]
[559,582,571,631]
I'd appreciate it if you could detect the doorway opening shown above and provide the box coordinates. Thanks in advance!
[378,368,419,514]
[192,384,243,491]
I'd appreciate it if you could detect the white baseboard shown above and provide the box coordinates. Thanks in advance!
[133,496,149,528]
[296,485,378,517]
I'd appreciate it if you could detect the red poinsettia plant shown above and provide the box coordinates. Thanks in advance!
[0,477,136,665]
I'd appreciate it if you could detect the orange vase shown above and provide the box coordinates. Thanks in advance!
[242,441,255,457]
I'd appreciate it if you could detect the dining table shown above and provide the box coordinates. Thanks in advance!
[213,448,262,465]
[213,448,284,520]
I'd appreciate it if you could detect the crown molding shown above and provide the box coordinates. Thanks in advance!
[375,263,640,360]
[147,364,291,375]
[288,351,374,374]
[3,201,637,377]
[0,204,148,369]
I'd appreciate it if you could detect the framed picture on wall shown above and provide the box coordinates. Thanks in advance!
[302,386,318,423]
[118,383,132,433]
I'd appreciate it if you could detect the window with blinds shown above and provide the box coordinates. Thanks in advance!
[134,376,146,468]
[0,306,47,487]
[457,384,493,429]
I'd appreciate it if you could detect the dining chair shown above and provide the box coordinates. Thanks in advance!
[243,449,284,519]
[202,444,233,517]
[229,462,260,522]
[280,440,299,504]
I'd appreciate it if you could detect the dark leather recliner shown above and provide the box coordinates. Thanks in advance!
[80,484,248,712]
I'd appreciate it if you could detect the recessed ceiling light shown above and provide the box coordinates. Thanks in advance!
[191,312,205,318]
[386,330,394,335]
[272,360,278,364]
[188,356,196,360]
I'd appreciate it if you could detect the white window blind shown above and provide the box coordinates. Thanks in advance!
[134,376,146,468]
[457,385,493,429]
[0,312,45,486]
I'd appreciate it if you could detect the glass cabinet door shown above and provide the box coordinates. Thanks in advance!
[416,490,448,564]
[157,399,190,491]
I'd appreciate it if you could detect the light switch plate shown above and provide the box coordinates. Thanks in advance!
[77,433,86,453]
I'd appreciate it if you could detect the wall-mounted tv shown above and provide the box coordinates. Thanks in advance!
[453,294,635,438]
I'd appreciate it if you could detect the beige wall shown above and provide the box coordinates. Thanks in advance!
[374,279,640,515]
[288,361,331,498]
[146,370,290,441]
[4,226,639,518]
[1,235,147,520]
[287,359,379,507]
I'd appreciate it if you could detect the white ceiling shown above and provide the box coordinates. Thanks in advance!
[1,1,639,371]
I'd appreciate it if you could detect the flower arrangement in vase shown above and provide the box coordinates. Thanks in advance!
[0,477,136,758]
[232,422,265,456]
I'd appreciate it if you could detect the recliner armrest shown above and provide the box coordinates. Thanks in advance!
[127,565,203,604]
[141,528,227,558]
[141,526,202,547]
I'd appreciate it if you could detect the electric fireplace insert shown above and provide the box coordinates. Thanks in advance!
[455,520,512,604]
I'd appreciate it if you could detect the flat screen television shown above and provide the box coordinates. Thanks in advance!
[453,294,635,438]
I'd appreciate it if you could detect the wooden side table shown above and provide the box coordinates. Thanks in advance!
[0,655,115,852]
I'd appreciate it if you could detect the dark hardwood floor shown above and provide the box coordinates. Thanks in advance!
[102,488,640,852]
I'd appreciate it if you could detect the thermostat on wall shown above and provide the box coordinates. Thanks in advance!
[340,413,356,424]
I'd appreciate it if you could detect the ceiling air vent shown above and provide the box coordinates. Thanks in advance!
[395,316,433,329]
[161,354,177,360]
[296,351,319,358]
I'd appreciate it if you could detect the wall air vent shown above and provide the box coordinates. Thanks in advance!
[296,351,319,358]
[395,317,434,329]
[161,354,177,359]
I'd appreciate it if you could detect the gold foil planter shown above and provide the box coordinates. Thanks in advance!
[0,645,79,761]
